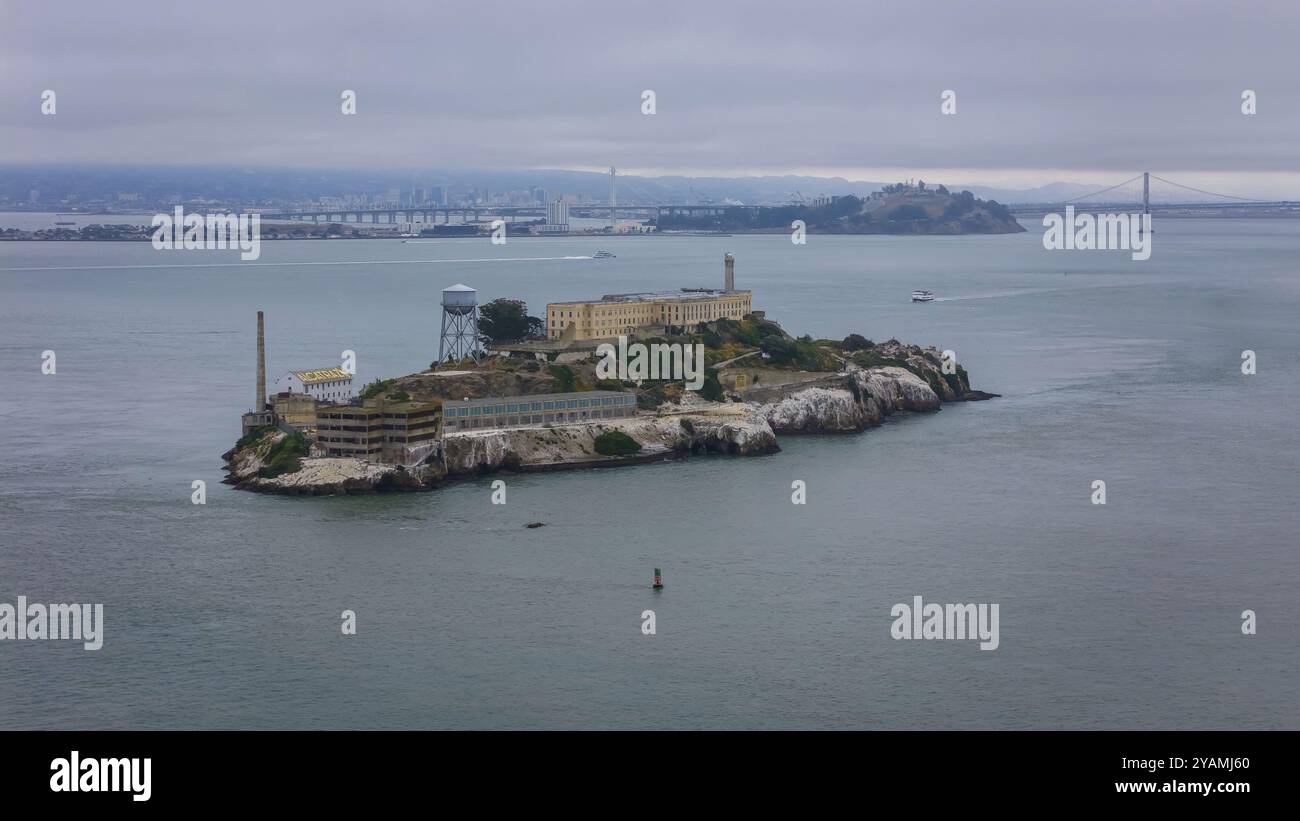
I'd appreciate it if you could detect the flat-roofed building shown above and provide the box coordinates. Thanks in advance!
[546,288,752,341]
[314,405,384,459]
[546,253,754,341]
[270,392,319,431]
[314,398,441,462]
[378,401,440,463]
[442,391,634,433]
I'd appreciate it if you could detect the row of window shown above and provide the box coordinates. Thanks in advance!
[445,407,633,429]
[549,302,750,331]
[448,395,633,418]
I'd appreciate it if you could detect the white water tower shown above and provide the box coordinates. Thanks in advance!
[438,283,481,366]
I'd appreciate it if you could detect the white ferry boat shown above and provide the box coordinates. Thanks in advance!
[911,290,935,302]
[592,250,616,258]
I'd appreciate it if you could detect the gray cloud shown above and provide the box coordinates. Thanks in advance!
[2,0,1298,190]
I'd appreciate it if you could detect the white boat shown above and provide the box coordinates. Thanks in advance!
[592,249,616,258]
[911,290,935,302]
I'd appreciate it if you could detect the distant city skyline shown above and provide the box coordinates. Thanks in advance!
[3,1,1298,198]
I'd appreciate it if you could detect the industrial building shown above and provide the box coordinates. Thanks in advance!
[442,391,635,432]
[240,311,439,465]
[270,392,319,431]
[314,398,441,462]
[545,253,751,341]
[272,368,354,402]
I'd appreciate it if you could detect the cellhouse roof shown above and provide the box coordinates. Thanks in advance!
[292,368,352,384]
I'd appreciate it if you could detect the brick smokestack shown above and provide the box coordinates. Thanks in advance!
[724,252,735,290]
[256,311,266,411]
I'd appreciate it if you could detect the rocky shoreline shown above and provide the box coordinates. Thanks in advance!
[222,353,996,497]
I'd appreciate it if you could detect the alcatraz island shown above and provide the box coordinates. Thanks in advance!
[223,254,997,496]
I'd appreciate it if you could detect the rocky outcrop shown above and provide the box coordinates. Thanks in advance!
[759,387,872,433]
[439,413,778,476]
[251,458,440,496]
[223,443,444,495]
[223,356,988,496]
[755,365,944,434]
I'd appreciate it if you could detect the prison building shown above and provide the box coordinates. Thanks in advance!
[314,405,384,459]
[546,289,753,341]
[314,399,441,461]
[269,392,319,432]
[378,402,440,463]
[442,391,635,433]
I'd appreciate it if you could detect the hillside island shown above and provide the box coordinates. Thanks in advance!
[656,181,1025,235]
[224,255,997,496]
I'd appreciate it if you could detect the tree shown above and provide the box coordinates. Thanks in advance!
[479,298,543,344]
[594,430,642,456]
[759,334,796,364]
[843,333,873,351]
[890,204,929,221]
[699,369,724,401]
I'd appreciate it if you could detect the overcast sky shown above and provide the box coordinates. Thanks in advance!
[3,0,1298,195]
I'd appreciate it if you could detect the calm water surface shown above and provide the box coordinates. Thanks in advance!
[1,220,1297,728]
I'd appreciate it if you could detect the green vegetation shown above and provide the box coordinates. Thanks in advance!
[593,430,642,457]
[944,365,969,397]
[654,186,1021,234]
[547,364,576,393]
[636,382,667,409]
[842,333,873,351]
[360,378,395,399]
[478,298,544,344]
[851,349,910,369]
[257,431,307,478]
[388,389,411,402]
[760,335,840,371]
[714,316,783,348]
[889,203,929,221]
[919,368,946,399]
[236,425,275,450]
[699,369,724,401]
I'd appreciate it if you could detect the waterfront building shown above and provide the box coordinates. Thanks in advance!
[314,398,441,462]
[273,368,354,403]
[442,391,635,433]
[537,198,570,233]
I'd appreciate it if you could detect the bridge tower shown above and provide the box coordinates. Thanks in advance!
[1143,172,1150,220]
[438,284,481,367]
[609,166,617,231]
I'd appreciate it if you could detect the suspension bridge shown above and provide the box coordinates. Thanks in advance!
[1009,172,1297,217]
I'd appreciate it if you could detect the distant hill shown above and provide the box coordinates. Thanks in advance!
[962,182,1107,204]
[10,163,1239,210]
[656,185,1025,235]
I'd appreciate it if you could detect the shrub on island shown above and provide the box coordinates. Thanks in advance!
[593,430,642,457]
